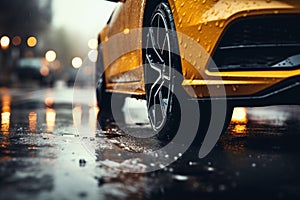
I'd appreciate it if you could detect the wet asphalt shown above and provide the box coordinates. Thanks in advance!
[1,84,300,200]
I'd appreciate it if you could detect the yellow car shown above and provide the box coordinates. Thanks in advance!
[97,0,300,140]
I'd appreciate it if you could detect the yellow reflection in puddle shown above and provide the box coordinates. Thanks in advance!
[1,94,11,132]
[233,124,247,133]
[1,112,10,132]
[232,107,248,124]
[231,107,248,135]
[28,112,37,132]
[1,93,11,158]
[0,138,10,148]
[46,108,56,131]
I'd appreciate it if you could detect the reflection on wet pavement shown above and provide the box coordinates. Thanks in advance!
[46,108,56,131]
[1,91,11,133]
[1,87,300,199]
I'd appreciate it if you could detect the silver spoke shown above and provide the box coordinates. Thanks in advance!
[148,77,161,111]
[149,28,155,48]
[151,106,156,127]
[151,81,163,127]
[162,98,168,117]
[159,91,164,117]
[149,28,164,63]
[163,73,171,81]
[154,80,165,118]
[159,92,167,118]
[153,46,164,63]
[161,34,168,54]
[146,54,161,73]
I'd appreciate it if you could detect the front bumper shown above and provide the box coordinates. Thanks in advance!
[192,76,300,107]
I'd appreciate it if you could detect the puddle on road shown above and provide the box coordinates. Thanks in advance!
[2,86,300,199]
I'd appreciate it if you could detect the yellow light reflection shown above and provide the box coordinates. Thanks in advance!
[46,108,56,131]
[89,106,99,130]
[27,36,37,47]
[1,139,11,150]
[123,28,130,35]
[45,50,57,62]
[28,112,37,132]
[45,97,54,107]
[1,94,11,132]
[88,38,98,50]
[231,107,248,135]
[2,95,11,113]
[1,112,10,132]
[73,105,82,126]
[72,57,83,69]
[233,124,247,133]
[232,107,248,124]
[1,93,11,159]
[0,36,10,50]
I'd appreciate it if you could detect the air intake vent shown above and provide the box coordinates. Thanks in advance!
[211,15,300,71]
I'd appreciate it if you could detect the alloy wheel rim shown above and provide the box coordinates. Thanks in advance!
[145,5,173,132]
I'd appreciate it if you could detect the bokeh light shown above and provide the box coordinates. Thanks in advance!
[45,50,57,62]
[72,57,83,69]
[0,36,10,49]
[12,36,22,46]
[88,38,98,50]
[40,66,50,77]
[88,50,98,62]
[123,28,130,35]
[231,107,248,124]
[45,97,54,107]
[27,36,37,47]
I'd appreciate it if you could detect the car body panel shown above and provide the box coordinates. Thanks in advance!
[99,0,300,99]
[100,1,146,94]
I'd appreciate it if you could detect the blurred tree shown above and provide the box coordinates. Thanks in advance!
[0,0,52,85]
[0,0,52,36]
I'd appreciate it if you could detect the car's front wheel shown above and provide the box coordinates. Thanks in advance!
[143,1,183,140]
[143,1,233,141]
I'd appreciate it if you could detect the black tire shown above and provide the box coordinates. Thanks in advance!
[143,1,184,140]
[96,45,113,126]
[143,1,232,141]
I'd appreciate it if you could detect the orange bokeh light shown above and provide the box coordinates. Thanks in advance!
[27,36,37,47]
[12,36,22,46]
[0,36,10,49]
[40,66,50,77]
[231,107,248,124]
[45,97,54,107]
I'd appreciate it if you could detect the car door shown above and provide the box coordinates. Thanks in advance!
[100,0,146,94]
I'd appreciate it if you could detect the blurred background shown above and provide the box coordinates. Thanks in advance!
[0,0,116,87]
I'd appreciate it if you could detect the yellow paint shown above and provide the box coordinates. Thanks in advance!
[100,0,300,98]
